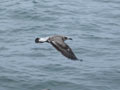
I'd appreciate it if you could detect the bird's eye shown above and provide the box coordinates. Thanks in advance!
[64,37,67,39]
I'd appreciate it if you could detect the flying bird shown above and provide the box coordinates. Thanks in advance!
[35,35,78,60]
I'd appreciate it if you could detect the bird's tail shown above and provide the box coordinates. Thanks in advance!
[35,38,40,43]
[35,37,49,43]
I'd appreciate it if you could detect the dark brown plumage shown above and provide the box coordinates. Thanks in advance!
[35,35,78,60]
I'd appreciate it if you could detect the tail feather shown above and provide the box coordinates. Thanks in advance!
[35,38,40,43]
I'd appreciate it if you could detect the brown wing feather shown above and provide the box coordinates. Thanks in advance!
[50,41,78,60]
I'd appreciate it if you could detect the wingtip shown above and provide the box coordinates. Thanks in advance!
[71,58,83,61]
[78,59,83,61]
[70,57,78,61]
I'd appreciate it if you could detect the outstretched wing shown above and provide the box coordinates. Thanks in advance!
[50,41,78,60]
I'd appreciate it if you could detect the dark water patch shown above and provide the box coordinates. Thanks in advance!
[80,33,112,40]
[0,30,7,34]
[1,38,18,44]
[31,47,54,51]
[0,47,8,51]
[108,39,120,46]
[10,7,58,22]
[31,80,80,90]
[41,63,78,73]
[11,52,46,58]
[0,54,12,58]
[93,0,120,4]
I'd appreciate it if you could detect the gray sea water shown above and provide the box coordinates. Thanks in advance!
[0,0,120,90]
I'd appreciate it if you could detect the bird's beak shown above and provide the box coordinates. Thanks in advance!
[68,38,72,40]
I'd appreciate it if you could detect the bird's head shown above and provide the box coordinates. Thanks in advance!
[63,36,72,41]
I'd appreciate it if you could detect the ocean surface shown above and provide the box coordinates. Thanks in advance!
[0,0,120,90]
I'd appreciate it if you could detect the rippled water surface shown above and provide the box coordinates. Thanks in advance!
[0,0,120,90]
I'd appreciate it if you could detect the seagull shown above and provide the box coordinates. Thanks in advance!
[35,35,78,60]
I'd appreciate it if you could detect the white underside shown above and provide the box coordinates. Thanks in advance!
[39,37,49,42]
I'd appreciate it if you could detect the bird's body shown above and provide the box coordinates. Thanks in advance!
[35,35,78,60]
